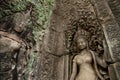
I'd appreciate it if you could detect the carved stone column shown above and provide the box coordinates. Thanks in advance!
[93,0,120,80]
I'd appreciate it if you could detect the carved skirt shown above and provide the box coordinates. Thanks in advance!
[75,67,97,80]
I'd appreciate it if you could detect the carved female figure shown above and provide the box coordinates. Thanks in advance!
[70,35,107,80]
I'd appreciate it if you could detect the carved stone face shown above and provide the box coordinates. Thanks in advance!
[77,38,87,50]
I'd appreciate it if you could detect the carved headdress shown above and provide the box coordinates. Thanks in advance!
[70,28,89,53]
[66,18,104,54]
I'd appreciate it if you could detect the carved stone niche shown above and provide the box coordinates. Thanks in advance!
[37,0,120,80]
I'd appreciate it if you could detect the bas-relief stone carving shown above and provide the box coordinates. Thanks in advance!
[70,36,103,80]
[36,0,120,80]
[0,9,34,80]
[63,0,108,80]
[0,0,120,80]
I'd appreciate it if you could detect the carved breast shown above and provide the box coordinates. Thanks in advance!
[75,52,92,65]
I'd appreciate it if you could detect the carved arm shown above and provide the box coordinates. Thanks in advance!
[70,57,77,80]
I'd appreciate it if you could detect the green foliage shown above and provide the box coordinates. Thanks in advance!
[0,0,55,40]
[10,0,27,11]
[31,0,55,42]
[0,0,55,79]
[25,0,55,79]
[0,0,27,19]
[25,51,36,79]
